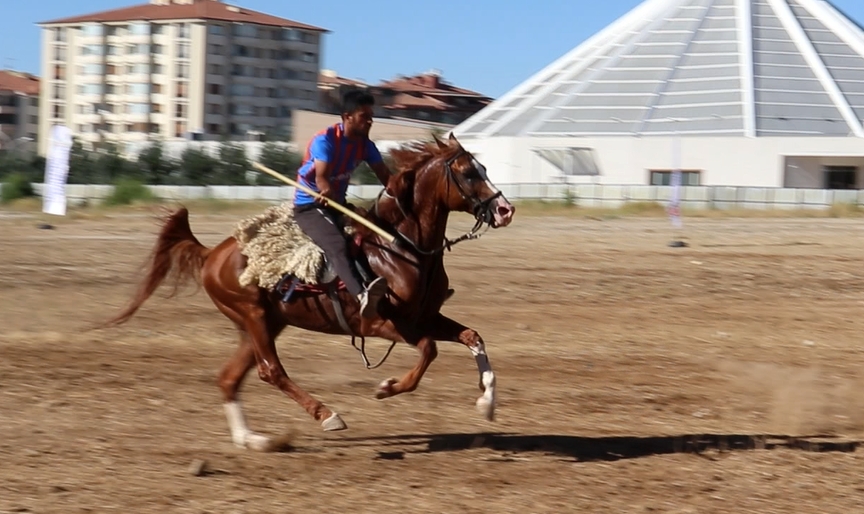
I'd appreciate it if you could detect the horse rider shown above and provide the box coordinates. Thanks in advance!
[292,89,392,318]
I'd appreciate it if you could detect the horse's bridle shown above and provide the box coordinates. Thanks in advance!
[374,150,502,256]
[443,151,504,229]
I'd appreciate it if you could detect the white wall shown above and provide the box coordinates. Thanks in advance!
[459,135,864,187]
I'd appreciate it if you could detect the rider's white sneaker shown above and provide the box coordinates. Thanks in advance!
[358,277,388,318]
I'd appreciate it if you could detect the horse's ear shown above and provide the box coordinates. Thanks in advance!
[448,131,458,142]
[432,133,447,149]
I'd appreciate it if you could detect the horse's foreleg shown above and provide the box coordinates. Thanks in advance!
[371,322,437,399]
[243,315,347,432]
[218,330,271,451]
[426,314,497,421]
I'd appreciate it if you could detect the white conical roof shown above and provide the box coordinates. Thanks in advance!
[455,0,864,138]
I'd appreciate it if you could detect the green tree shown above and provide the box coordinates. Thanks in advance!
[257,142,302,185]
[66,138,95,184]
[138,142,178,185]
[215,141,251,185]
[179,146,219,185]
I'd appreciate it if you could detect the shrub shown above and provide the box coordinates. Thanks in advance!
[103,178,156,206]
[1,173,35,204]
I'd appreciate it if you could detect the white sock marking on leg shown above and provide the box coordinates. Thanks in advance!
[223,401,271,449]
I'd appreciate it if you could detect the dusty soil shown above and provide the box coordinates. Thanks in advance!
[3,207,864,513]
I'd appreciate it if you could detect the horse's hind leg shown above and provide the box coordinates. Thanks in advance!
[218,329,272,451]
[244,316,347,432]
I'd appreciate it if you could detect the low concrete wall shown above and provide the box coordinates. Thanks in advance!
[4,183,864,210]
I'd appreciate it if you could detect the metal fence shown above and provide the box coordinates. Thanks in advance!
[4,182,864,210]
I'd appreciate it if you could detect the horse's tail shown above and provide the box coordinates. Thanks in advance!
[99,207,211,328]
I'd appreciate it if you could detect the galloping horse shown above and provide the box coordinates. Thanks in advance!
[104,133,516,451]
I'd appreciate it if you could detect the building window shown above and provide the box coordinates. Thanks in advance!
[232,23,257,38]
[130,22,149,36]
[175,82,189,98]
[53,64,65,80]
[52,104,64,119]
[54,28,66,42]
[81,23,103,37]
[176,64,189,78]
[177,23,190,39]
[208,83,222,95]
[176,43,190,59]
[824,166,858,190]
[175,103,187,118]
[208,24,224,35]
[53,47,66,61]
[649,170,701,186]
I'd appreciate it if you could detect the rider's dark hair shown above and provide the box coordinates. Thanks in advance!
[341,89,375,115]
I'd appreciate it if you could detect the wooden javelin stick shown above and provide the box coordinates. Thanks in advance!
[251,161,396,244]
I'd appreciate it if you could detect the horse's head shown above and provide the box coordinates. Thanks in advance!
[435,133,514,228]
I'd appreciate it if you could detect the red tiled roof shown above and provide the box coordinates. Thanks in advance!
[318,73,367,88]
[378,74,489,99]
[0,70,40,95]
[39,0,328,32]
[383,93,449,110]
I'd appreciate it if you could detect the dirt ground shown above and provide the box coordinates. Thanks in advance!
[3,205,864,513]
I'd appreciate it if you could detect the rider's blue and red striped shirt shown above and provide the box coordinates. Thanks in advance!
[293,123,383,207]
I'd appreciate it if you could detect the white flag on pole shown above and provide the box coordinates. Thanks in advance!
[43,125,73,217]
[667,135,683,230]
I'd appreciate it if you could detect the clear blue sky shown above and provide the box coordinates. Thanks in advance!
[4,0,864,99]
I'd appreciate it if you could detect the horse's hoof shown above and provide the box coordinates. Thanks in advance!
[476,396,495,422]
[322,413,347,431]
[244,433,273,452]
[375,378,398,399]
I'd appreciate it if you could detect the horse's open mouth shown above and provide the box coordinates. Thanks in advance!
[491,198,515,228]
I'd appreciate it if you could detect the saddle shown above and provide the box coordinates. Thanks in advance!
[273,231,374,303]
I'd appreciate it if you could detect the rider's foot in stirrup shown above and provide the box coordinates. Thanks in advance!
[358,276,388,318]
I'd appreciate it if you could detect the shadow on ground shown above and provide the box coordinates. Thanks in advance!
[326,432,860,462]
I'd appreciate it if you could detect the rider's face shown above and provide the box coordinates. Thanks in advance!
[344,105,374,138]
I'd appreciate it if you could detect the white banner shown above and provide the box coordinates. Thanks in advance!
[43,125,73,216]
[667,135,682,230]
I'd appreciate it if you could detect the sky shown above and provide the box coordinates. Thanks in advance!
[3,0,864,99]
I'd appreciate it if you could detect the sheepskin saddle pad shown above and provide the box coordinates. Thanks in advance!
[232,202,356,291]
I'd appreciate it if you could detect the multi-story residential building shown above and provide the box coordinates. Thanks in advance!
[318,69,492,126]
[0,70,40,147]
[37,0,327,156]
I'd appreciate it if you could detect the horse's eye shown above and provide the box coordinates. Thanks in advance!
[463,169,482,181]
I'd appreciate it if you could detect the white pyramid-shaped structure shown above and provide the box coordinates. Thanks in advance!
[455,0,864,138]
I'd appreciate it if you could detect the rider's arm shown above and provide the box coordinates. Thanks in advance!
[310,133,335,200]
[365,140,391,188]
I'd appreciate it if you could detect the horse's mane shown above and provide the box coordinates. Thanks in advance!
[364,137,463,229]
[387,137,462,175]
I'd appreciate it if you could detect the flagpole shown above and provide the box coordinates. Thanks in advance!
[667,118,687,248]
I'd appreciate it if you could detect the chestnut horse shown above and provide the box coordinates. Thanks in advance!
[104,133,515,451]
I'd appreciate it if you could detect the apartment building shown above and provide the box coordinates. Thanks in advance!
[0,70,40,147]
[37,0,327,156]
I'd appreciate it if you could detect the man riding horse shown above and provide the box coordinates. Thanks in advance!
[292,89,393,318]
